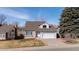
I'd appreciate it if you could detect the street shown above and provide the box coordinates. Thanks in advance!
[32,47,79,51]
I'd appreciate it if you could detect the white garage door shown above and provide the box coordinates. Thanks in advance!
[38,32,56,39]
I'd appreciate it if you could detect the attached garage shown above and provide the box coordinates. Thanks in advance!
[37,32,57,39]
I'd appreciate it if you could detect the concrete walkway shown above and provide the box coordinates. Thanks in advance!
[0,39,79,51]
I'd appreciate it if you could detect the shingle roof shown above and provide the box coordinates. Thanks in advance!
[0,25,15,34]
[24,21,57,32]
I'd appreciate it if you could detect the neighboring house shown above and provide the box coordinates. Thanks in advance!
[0,25,15,40]
[24,21,57,39]
[17,27,25,36]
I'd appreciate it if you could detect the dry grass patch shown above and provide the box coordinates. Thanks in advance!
[63,39,79,44]
[0,39,45,49]
[64,40,78,44]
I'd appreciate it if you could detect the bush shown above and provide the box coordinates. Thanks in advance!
[16,34,24,39]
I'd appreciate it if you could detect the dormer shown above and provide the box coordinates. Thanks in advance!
[39,23,50,29]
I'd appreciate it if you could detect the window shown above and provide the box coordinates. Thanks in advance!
[0,34,5,38]
[26,31,32,36]
[43,25,47,28]
[49,26,51,28]
[2,34,5,37]
[12,30,14,32]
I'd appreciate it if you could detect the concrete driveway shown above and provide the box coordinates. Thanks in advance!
[41,39,65,46]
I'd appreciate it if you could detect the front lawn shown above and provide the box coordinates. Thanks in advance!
[63,38,79,44]
[0,39,45,49]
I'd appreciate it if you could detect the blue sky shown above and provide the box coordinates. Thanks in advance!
[0,7,64,26]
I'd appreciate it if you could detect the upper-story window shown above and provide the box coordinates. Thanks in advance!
[43,25,47,28]
[39,23,50,29]
[12,30,14,32]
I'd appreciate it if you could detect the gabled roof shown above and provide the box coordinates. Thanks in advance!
[0,25,15,34]
[24,21,45,30]
[24,21,57,32]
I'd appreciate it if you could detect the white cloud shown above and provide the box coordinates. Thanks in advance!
[0,8,29,20]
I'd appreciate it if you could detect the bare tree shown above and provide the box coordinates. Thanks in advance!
[14,21,19,27]
[12,21,19,39]
[0,14,6,25]
[11,21,19,27]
